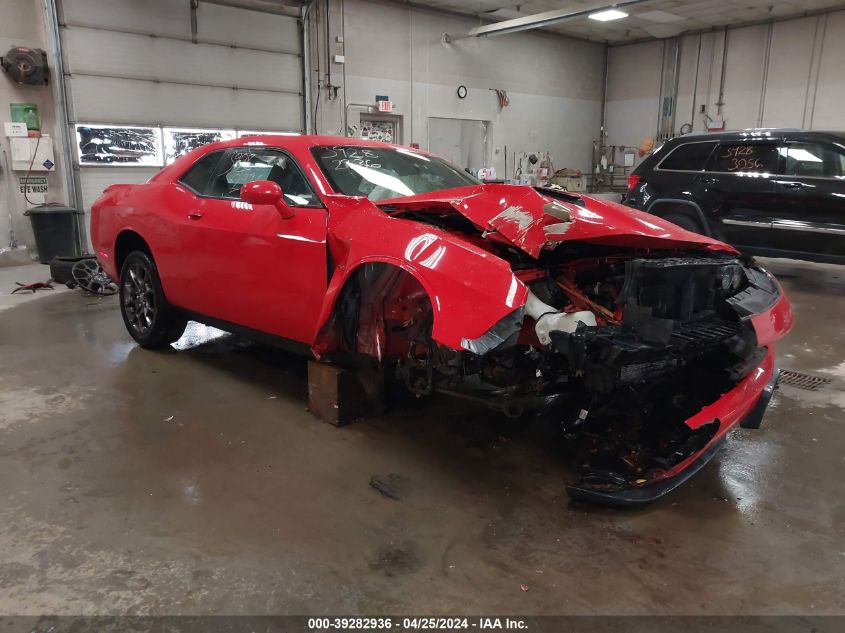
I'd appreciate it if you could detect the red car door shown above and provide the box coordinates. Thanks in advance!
[178,146,328,343]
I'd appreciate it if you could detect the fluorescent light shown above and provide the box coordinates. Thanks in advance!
[588,9,628,21]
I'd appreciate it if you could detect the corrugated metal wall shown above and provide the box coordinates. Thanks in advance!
[57,0,304,216]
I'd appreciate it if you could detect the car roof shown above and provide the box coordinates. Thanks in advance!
[154,133,437,185]
[668,128,845,143]
[201,133,418,153]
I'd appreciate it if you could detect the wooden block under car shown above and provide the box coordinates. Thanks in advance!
[307,360,384,425]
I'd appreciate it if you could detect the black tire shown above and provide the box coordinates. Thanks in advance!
[661,212,705,235]
[119,250,187,349]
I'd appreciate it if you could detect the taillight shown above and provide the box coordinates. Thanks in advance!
[627,174,641,191]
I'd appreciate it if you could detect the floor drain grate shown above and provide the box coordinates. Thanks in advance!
[778,369,832,391]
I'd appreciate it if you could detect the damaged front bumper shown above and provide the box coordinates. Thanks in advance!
[566,347,780,506]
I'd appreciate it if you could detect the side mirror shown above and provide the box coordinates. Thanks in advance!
[240,180,294,219]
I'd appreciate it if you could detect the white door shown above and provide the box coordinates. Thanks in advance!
[428,118,489,174]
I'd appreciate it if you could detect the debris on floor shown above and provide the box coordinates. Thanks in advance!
[11,280,53,294]
[369,473,411,500]
[50,255,117,295]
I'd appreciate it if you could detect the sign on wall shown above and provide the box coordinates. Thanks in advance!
[357,120,395,143]
[18,175,48,205]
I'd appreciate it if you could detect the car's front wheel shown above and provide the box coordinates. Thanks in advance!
[662,211,705,235]
[119,250,186,349]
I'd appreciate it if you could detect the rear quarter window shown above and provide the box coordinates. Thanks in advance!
[779,143,845,178]
[179,151,223,193]
[656,141,717,171]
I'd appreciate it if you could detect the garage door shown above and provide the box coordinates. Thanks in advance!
[57,0,304,228]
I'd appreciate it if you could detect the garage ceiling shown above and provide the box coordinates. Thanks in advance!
[411,0,845,42]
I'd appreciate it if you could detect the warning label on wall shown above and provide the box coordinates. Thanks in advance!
[18,175,48,204]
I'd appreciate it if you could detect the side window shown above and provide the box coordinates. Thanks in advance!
[207,148,320,207]
[657,142,717,171]
[178,151,223,193]
[712,143,778,174]
[779,143,845,179]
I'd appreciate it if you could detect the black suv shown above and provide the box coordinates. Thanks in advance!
[624,129,845,264]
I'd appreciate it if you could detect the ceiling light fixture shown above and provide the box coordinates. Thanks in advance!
[588,9,628,22]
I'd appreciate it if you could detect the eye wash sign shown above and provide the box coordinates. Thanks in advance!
[18,175,48,204]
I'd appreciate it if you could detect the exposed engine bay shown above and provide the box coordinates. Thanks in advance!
[326,240,781,498]
[313,184,786,500]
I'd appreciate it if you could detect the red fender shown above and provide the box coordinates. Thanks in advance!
[311,196,527,355]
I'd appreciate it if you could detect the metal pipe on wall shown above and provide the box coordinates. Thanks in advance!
[656,39,667,138]
[656,37,681,139]
[310,0,321,133]
[689,33,702,130]
[44,0,84,233]
[344,102,376,132]
[803,13,826,129]
[716,27,728,116]
[324,0,331,94]
[703,32,714,119]
[341,0,348,135]
[808,13,829,130]
[300,5,310,133]
[407,1,413,144]
[599,43,608,138]
[302,1,319,134]
[305,0,346,135]
[757,21,773,127]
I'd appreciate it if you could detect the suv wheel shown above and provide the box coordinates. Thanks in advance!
[119,251,187,349]
[662,212,704,235]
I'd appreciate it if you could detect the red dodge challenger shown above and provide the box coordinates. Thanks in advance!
[91,135,794,505]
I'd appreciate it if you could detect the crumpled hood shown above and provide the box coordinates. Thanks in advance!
[376,184,736,258]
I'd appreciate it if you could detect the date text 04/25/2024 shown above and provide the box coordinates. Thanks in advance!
[307,617,528,630]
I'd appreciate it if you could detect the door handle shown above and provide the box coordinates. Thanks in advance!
[187,211,204,220]
[780,181,806,189]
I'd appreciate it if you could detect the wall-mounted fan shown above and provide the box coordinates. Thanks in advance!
[1,46,49,85]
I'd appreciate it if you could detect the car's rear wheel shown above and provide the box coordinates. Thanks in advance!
[119,251,186,349]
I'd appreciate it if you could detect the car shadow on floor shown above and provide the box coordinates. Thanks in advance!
[121,321,740,516]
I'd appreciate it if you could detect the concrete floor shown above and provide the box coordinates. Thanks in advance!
[0,258,843,615]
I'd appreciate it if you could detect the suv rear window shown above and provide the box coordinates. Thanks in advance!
[657,142,717,171]
[713,143,778,173]
[779,143,845,178]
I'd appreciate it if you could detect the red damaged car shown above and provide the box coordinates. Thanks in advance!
[91,135,794,505]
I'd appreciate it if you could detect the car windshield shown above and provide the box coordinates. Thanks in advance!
[312,145,479,201]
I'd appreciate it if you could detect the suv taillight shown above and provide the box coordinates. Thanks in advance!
[627,174,641,192]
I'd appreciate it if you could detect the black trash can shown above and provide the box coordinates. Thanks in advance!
[24,205,84,264]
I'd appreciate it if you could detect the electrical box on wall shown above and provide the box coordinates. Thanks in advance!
[10,135,55,171]
[705,116,725,131]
